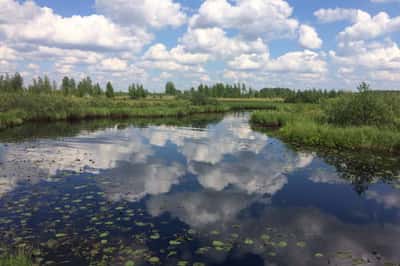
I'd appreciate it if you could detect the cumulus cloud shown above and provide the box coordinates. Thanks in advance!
[144,44,210,65]
[315,8,400,42]
[0,0,152,52]
[95,0,187,29]
[331,40,400,71]
[190,0,299,40]
[181,27,268,58]
[298,25,323,49]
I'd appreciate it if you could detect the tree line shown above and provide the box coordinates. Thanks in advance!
[1,72,357,103]
[164,81,346,103]
[0,73,149,99]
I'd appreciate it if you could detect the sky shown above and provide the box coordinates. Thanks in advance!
[0,0,400,92]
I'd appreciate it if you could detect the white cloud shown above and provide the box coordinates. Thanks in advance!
[98,58,128,72]
[0,44,17,60]
[95,0,187,28]
[0,0,152,52]
[315,8,400,42]
[298,25,323,49]
[314,8,370,23]
[228,50,327,74]
[190,0,299,40]
[331,40,400,70]
[181,27,268,58]
[144,44,210,65]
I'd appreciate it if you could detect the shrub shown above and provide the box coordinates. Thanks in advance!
[324,82,396,127]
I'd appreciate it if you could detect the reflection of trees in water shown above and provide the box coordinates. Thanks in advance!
[317,150,400,194]
[0,113,225,142]
[283,143,400,194]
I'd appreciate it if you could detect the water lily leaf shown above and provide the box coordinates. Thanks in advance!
[277,241,287,248]
[261,234,270,241]
[177,261,188,266]
[55,233,67,238]
[296,241,306,248]
[212,241,225,247]
[244,238,254,245]
[150,233,160,240]
[148,257,160,264]
[169,240,181,245]
[314,253,324,258]
[193,263,205,266]
[167,251,177,257]
[100,232,109,238]
[124,261,135,266]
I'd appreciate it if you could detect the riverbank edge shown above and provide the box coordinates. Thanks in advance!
[250,111,400,155]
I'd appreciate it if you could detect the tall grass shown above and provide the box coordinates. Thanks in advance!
[0,93,280,129]
[251,101,400,154]
[0,250,33,266]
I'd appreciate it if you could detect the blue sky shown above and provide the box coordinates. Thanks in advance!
[1,0,400,91]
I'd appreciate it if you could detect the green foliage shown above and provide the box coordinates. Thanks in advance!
[0,73,24,93]
[128,83,147,99]
[251,93,400,154]
[28,76,53,94]
[0,250,33,266]
[165,81,177,95]
[189,92,217,106]
[105,82,114,98]
[251,111,295,127]
[324,83,397,127]
[284,89,344,103]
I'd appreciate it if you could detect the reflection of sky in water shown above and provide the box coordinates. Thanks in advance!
[0,114,400,265]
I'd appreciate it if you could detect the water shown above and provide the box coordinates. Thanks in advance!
[0,113,399,266]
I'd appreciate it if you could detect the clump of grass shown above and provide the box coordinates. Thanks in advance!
[0,250,33,266]
[251,91,400,154]
[279,121,400,154]
[250,111,295,127]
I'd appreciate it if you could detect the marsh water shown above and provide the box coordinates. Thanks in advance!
[0,113,400,266]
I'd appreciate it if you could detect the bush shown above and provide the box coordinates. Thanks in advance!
[189,92,217,106]
[324,82,396,127]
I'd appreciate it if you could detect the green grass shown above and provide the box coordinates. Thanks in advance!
[0,250,33,266]
[0,93,279,130]
[251,105,400,154]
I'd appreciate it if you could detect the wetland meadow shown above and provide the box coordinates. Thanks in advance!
[1,78,400,265]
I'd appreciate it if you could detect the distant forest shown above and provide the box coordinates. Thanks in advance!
[1,72,397,103]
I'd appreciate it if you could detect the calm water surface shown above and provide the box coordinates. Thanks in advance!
[0,113,399,266]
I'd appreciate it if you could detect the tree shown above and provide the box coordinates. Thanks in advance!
[77,77,93,97]
[93,83,103,96]
[106,81,114,98]
[165,81,177,95]
[10,73,23,92]
[61,76,70,95]
[129,83,147,99]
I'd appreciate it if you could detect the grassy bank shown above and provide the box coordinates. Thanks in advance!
[251,102,400,154]
[0,250,33,266]
[0,93,277,130]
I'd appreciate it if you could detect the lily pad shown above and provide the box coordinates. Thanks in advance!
[212,240,225,247]
[277,241,287,248]
[125,261,135,266]
[244,238,254,245]
[314,253,324,258]
[169,240,181,245]
[150,233,160,240]
[296,241,306,248]
[148,257,160,264]
[261,234,270,241]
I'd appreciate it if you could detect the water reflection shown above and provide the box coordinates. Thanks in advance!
[0,113,399,265]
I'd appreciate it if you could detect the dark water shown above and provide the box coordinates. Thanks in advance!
[0,113,399,266]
